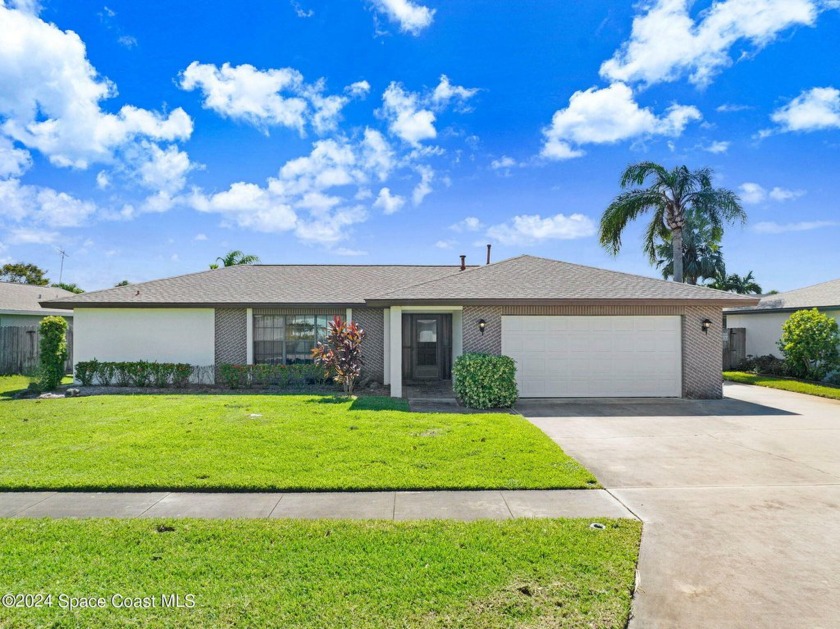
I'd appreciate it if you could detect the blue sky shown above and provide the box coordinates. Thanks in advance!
[0,0,838,291]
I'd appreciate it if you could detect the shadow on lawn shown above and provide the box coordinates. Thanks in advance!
[306,395,410,412]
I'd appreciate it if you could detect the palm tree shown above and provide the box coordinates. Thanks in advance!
[707,270,762,295]
[655,209,725,285]
[211,250,261,269]
[600,162,745,283]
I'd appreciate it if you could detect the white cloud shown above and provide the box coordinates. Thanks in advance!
[435,239,456,249]
[769,186,805,201]
[0,177,96,227]
[449,216,483,232]
[739,182,767,204]
[0,137,31,178]
[133,143,193,195]
[373,187,405,214]
[0,4,192,169]
[739,182,805,204]
[487,212,596,245]
[332,247,368,256]
[703,140,730,153]
[716,103,752,112]
[189,129,395,244]
[194,233,208,241]
[379,76,477,146]
[490,155,519,172]
[381,82,437,145]
[290,1,313,18]
[432,75,479,109]
[754,220,839,234]
[346,81,371,98]
[767,86,840,133]
[541,83,701,160]
[411,165,433,205]
[601,0,822,87]
[95,171,110,189]
[7,227,59,245]
[370,0,435,35]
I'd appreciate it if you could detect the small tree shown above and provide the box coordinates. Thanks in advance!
[778,309,840,381]
[311,316,365,395]
[38,316,69,391]
[1,262,49,285]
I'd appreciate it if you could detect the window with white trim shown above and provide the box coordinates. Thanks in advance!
[253,314,337,364]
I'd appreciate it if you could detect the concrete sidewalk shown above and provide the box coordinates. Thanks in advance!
[0,489,633,521]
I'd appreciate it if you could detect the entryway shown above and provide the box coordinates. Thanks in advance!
[402,313,452,381]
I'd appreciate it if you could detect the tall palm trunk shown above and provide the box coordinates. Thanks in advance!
[671,227,684,283]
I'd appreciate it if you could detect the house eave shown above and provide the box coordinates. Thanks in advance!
[365,297,761,308]
[38,301,364,310]
[725,304,840,315]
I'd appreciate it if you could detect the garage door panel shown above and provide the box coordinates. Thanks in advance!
[502,315,682,398]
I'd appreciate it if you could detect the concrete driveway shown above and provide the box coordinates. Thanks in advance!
[518,383,840,629]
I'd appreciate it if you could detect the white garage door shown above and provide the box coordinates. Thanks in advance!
[501,316,682,398]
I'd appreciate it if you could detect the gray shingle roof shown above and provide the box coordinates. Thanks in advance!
[40,265,465,308]
[0,282,75,315]
[41,256,759,309]
[369,255,759,305]
[726,277,840,313]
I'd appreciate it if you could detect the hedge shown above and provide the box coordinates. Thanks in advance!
[452,353,518,409]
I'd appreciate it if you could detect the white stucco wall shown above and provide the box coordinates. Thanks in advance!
[727,309,840,358]
[73,308,215,366]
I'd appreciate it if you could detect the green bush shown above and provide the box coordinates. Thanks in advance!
[778,309,840,381]
[74,359,99,386]
[38,316,68,391]
[172,364,193,388]
[95,362,116,386]
[150,362,176,388]
[114,362,133,387]
[737,354,789,377]
[452,353,518,409]
[219,364,248,389]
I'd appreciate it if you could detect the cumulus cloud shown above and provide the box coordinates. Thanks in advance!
[189,129,396,244]
[600,0,823,87]
[411,165,434,205]
[370,0,435,35]
[753,220,839,234]
[0,4,192,169]
[486,213,596,245]
[0,177,96,229]
[179,62,364,135]
[541,83,701,160]
[703,140,730,153]
[0,137,31,178]
[739,182,805,204]
[379,76,477,146]
[764,86,840,134]
[449,216,483,232]
[373,187,405,214]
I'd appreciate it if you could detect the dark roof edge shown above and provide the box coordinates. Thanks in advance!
[366,297,761,307]
[725,305,840,315]
[38,301,362,310]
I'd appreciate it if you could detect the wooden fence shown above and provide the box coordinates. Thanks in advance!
[0,325,74,375]
[723,327,746,370]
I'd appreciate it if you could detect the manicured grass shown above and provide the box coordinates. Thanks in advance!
[724,371,840,401]
[0,374,73,397]
[0,518,641,628]
[0,394,597,490]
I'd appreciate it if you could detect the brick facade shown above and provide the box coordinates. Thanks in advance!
[214,308,247,365]
[353,307,385,383]
[462,304,723,399]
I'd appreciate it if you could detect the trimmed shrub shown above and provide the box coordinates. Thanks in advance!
[126,361,153,387]
[219,364,248,389]
[150,362,176,388]
[737,354,789,377]
[75,359,99,386]
[114,362,133,387]
[95,362,116,386]
[38,316,68,391]
[172,364,193,388]
[778,308,840,381]
[452,353,518,409]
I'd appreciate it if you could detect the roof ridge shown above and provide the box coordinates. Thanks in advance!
[375,255,526,298]
[763,276,840,297]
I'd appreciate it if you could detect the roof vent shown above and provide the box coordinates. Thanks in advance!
[459,255,466,271]
[486,244,492,265]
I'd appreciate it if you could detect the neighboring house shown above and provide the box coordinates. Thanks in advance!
[726,278,840,358]
[0,282,74,327]
[42,255,757,399]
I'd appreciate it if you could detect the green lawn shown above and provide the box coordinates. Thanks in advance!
[0,393,596,490]
[0,518,640,628]
[724,371,840,401]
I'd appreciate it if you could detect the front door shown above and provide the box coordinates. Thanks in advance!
[402,314,452,380]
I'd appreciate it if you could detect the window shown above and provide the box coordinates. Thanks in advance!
[253,314,337,365]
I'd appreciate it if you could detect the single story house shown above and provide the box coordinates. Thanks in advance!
[725,278,840,358]
[0,282,74,327]
[42,255,757,399]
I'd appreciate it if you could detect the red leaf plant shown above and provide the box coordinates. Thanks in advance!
[311,315,365,395]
